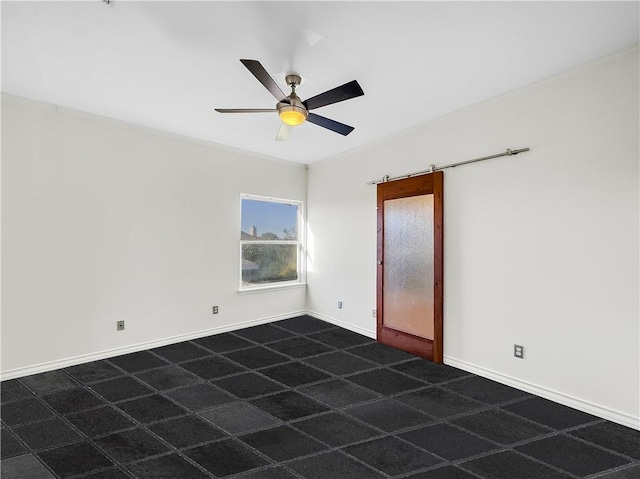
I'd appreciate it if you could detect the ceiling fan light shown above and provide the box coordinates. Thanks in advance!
[279,105,307,126]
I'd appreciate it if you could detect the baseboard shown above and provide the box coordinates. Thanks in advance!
[305,310,376,339]
[0,310,306,381]
[444,355,639,431]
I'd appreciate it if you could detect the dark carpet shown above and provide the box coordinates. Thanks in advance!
[2,315,639,478]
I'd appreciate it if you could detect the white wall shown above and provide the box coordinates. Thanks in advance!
[307,47,639,428]
[1,94,307,375]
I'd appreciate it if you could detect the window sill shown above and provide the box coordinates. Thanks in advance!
[238,282,307,295]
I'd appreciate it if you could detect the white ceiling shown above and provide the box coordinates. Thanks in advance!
[2,1,638,164]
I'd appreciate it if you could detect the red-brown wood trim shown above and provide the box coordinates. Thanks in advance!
[376,184,385,341]
[377,174,434,202]
[378,326,434,360]
[432,171,444,363]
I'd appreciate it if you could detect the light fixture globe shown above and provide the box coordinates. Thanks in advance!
[278,102,307,126]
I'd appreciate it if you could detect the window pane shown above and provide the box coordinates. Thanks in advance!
[241,199,298,241]
[242,244,298,285]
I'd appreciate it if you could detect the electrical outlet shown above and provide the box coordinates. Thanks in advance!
[372,309,377,318]
[117,320,125,331]
[337,301,343,309]
[514,344,524,359]
[212,306,219,314]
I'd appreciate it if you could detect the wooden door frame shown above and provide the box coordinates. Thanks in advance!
[376,171,443,363]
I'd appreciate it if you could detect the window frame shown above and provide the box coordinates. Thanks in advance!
[239,193,305,292]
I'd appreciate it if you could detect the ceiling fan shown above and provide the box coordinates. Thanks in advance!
[215,59,364,141]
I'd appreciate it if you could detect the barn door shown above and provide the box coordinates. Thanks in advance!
[376,171,443,362]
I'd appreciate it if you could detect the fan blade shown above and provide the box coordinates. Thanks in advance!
[240,59,287,102]
[215,108,277,113]
[275,123,293,141]
[306,113,355,136]
[303,80,364,111]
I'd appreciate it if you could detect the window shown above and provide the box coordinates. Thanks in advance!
[240,194,303,289]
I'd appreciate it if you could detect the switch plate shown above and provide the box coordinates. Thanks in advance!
[117,320,125,331]
[372,309,376,318]
[213,306,219,314]
[514,344,524,359]
[337,301,343,309]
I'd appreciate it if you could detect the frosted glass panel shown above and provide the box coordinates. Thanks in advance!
[383,195,434,339]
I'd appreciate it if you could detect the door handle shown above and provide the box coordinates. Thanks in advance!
[377,260,382,265]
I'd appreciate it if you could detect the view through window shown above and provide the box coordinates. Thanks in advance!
[240,195,302,288]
